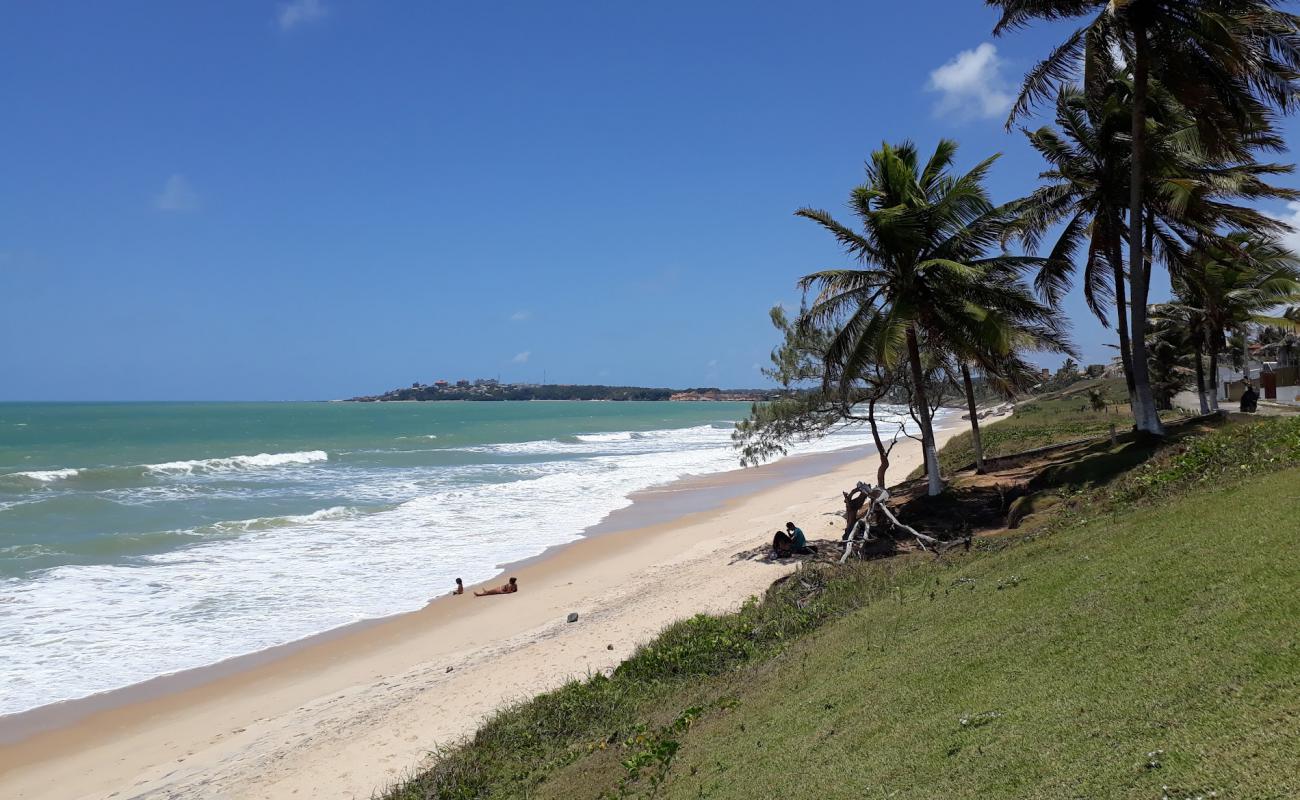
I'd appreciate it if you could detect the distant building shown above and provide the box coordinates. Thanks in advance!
[434,380,449,388]
[456,379,470,388]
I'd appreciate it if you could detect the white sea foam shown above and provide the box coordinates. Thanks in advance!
[203,506,360,533]
[5,468,81,483]
[0,409,939,716]
[575,431,634,443]
[144,450,329,475]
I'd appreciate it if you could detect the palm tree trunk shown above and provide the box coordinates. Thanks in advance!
[1209,349,1221,412]
[1109,233,1136,399]
[867,396,890,487]
[1127,20,1164,436]
[1194,340,1209,414]
[906,326,943,496]
[960,363,986,474]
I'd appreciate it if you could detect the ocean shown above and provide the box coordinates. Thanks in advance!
[0,400,916,716]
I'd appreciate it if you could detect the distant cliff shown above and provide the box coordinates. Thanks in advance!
[347,382,779,402]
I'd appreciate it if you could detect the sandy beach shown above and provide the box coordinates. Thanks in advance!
[0,418,967,800]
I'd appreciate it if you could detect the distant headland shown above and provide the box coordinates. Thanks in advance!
[346,378,779,403]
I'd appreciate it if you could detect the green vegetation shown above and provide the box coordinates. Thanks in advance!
[381,415,1300,799]
[795,139,1068,496]
[922,378,1134,476]
[990,0,1300,435]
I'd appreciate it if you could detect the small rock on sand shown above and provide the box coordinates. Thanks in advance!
[566,612,579,623]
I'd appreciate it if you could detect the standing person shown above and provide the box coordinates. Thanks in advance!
[450,578,464,596]
[786,522,816,555]
[475,577,518,597]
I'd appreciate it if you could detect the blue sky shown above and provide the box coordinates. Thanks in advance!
[4,1,1300,400]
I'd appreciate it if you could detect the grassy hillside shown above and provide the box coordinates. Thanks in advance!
[928,378,1159,476]
[383,416,1300,800]
[920,379,1201,478]
[542,466,1299,799]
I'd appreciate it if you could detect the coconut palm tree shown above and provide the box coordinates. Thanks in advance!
[1021,75,1295,361]
[1020,75,1298,418]
[1019,84,1134,392]
[988,0,1300,435]
[797,140,1060,496]
[1145,305,1197,410]
[1179,233,1300,410]
[1148,298,1212,412]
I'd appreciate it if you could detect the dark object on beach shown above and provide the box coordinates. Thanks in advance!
[772,530,793,558]
[446,666,454,673]
[566,612,579,623]
[475,577,518,597]
[1241,384,1259,413]
[607,644,614,650]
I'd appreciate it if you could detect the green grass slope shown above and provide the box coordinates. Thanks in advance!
[927,378,1139,476]
[383,417,1300,800]
[605,467,1299,800]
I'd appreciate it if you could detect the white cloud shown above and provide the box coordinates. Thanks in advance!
[1265,202,1300,257]
[509,310,532,322]
[927,43,1013,120]
[155,174,199,212]
[278,0,327,31]
[512,351,531,364]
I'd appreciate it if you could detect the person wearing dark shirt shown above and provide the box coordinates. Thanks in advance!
[785,521,816,555]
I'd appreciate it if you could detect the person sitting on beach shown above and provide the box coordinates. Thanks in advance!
[475,577,518,597]
[772,529,793,558]
[786,521,816,555]
[451,577,464,596]
[1241,383,1259,413]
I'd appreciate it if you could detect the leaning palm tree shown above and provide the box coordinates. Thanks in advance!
[797,140,1059,496]
[988,0,1300,435]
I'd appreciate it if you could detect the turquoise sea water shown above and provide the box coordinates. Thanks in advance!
[0,400,905,716]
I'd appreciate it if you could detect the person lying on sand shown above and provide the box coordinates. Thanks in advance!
[451,578,464,596]
[475,577,518,596]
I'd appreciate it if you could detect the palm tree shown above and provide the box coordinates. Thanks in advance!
[1180,233,1300,410]
[988,0,1300,435]
[797,140,1059,496]
[1019,84,1134,392]
[1018,70,1297,411]
[1145,305,1197,410]
[1148,299,1212,412]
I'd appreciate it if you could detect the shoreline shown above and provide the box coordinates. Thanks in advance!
[0,434,873,742]
[0,415,967,800]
